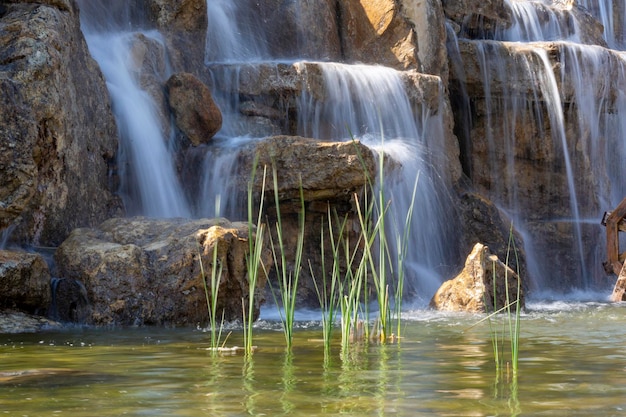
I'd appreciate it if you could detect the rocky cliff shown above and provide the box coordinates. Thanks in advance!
[0,0,621,326]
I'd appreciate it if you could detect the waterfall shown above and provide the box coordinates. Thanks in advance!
[205,0,270,64]
[203,1,457,299]
[453,0,626,289]
[77,1,190,218]
[296,63,457,297]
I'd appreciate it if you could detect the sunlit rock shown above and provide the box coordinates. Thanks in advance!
[0,250,51,314]
[339,0,419,70]
[166,72,222,146]
[430,243,525,313]
[55,218,271,326]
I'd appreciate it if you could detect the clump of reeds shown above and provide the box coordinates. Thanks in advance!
[243,159,268,356]
[268,164,305,350]
[199,242,226,355]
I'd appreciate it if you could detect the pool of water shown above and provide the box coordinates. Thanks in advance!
[2,299,626,416]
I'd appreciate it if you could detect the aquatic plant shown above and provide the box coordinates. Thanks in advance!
[199,243,226,355]
[473,224,522,376]
[392,170,420,340]
[268,164,305,350]
[243,159,268,356]
[311,207,345,356]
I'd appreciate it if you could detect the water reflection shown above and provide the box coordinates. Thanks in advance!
[2,304,626,416]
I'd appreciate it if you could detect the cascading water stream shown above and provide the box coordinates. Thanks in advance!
[204,1,457,299]
[297,63,457,297]
[77,1,190,218]
[456,0,626,289]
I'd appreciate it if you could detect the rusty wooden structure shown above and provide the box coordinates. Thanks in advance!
[602,197,626,301]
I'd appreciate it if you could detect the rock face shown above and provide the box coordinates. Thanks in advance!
[166,72,223,146]
[430,243,525,313]
[0,1,120,246]
[54,217,272,326]
[0,250,51,314]
[145,0,208,73]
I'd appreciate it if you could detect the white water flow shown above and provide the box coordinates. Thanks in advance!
[204,2,456,299]
[466,0,626,289]
[77,2,190,218]
[580,0,626,49]
[297,63,456,297]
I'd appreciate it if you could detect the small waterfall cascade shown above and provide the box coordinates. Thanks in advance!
[204,1,457,298]
[450,0,626,289]
[76,0,190,218]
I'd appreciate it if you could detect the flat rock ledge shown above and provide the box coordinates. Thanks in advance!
[0,311,61,334]
[54,217,272,327]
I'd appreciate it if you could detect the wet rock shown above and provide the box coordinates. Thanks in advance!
[54,217,271,326]
[235,136,377,307]
[166,72,223,146]
[401,0,449,80]
[260,0,341,60]
[0,250,51,314]
[0,1,121,246]
[0,311,61,334]
[430,243,525,313]
[449,39,616,287]
[456,192,526,280]
[145,0,207,73]
[442,0,512,36]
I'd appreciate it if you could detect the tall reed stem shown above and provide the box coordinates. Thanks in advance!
[268,165,305,350]
[244,161,268,356]
[200,243,225,355]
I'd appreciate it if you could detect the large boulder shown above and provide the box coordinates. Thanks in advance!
[339,0,420,70]
[0,250,51,314]
[430,243,525,313]
[0,2,120,246]
[54,217,272,326]
[166,72,223,146]
[232,136,377,307]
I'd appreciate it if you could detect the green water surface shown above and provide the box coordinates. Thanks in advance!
[1,301,626,416]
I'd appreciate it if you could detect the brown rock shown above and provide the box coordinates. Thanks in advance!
[442,0,512,36]
[166,72,223,146]
[0,2,121,246]
[339,0,420,70]
[54,217,271,326]
[0,250,51,314]
[429,243,525,313]
[145,0,208,73]
[238,136,377,202]
[260,0,341,60]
